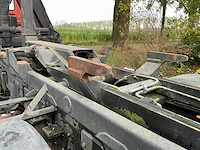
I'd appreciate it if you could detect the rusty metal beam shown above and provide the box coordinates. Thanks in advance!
[68,56,113,81]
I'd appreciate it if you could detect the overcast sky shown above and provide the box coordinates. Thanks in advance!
[42,0,115,24]
[41,0,180,25]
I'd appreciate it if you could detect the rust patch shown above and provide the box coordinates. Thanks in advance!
[148,51,188,62]
[22,113,29,119]
[68,68,85,80]
[172,54,177,60]
[17,60,29,65]
[100,46,106,55]
[0,52,6,58]
[68,56,113,82]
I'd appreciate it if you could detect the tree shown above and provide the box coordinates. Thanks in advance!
[112,0,131,48]
[159,0,167,37]
[147,0,172,38]
[176,0,200,27]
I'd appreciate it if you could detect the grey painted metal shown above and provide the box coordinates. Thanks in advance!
[21,105,56,120]
[26,40,101,62]
[10,106,56,120]
[170,74,200,88]
[136,52,188,76]
[96,133,128,150]
[0,27,49,33]
[119,79,154,93]
[81,130,95,150]
[0,0,60,47]
[27,40,91,51]
[24,84,47,112]
[0,119,51,150]
[1,83,56,120]
[21,0,36,35]
[33,0,54,28]
[0,96,33,106]
[160,77,200,99]
[101,87,200,149]
[27,71,185,150]
[42,124,64,139]
[30,45,58,68]
[48,46,69,68]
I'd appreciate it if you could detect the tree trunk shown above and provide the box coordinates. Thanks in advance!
[160,0,167,38]
[112,0,131,48]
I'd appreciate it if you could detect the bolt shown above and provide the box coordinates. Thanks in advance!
[82,142,86,148]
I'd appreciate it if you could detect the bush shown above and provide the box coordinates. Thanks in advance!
[183,45,200,66]
[165,15,200,66]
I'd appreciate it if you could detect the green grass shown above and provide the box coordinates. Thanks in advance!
[55,27,112,45]
[55,27,158,46]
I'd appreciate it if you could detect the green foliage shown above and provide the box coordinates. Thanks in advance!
[177,0,200,16]
[165,14,200,66]
[164,17,185,40]
[165,15,200,45]
[177,62,187,74]
[183,45,200,66]
[101,101,148,128]
[112,107,149,128]
[181,26,200,45]
[195,68,200,74]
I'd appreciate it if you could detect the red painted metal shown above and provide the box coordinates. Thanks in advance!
[9,0,21,27]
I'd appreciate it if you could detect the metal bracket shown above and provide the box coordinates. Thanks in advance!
[98,46,109,63]
[81,130,104,150]
[42,124,64,139]
[136,51,188,76]
[6,84,57,120]
[47,46,69,68]
[96,132,128,150]
[81,130,93,150]
[0,96,33,107]
[24,84,48,113]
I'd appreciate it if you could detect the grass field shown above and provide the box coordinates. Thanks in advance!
[55,26,158,46]
[55,27,112,45]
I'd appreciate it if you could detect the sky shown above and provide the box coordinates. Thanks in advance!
[41,0,181,25]
[42,0,115,24]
